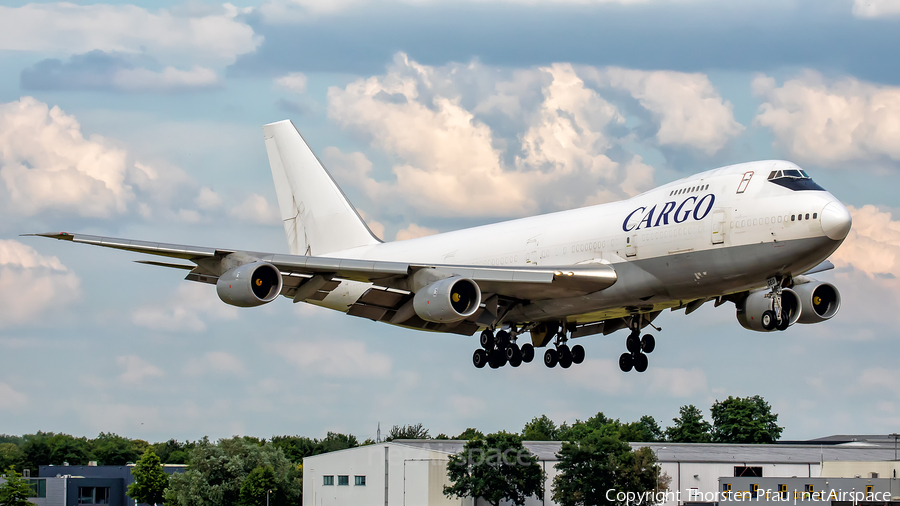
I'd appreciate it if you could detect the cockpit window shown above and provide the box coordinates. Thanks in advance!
[767,167,824,191]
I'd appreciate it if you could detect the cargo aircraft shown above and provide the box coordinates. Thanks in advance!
[29,120,852,373]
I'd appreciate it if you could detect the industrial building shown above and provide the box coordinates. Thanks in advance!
[302,436,900,506]
[0,463,185,506]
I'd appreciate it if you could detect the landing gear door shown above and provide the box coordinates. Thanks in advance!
[711,210,726,245]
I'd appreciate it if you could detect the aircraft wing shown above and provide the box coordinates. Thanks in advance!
[27,232,617,302]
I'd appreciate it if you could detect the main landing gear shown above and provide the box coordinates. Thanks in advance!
[543,331,585,369]
[619,316,655,373]
[472,329,535,369]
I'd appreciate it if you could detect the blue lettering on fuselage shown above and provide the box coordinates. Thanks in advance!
[623,194,716,232]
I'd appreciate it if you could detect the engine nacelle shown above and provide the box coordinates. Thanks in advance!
[793,280,841,324]
[736,288,801,332]
[216,262,283,307]
[413,277,481,323]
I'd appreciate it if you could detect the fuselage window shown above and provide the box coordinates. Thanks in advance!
[813,213,817,219]
[805,213,810,220]
[737,171,753,193]
[791,215,795,221]
[778,216,783,223]
[797,213,802,221]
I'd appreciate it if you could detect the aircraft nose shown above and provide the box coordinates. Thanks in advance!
[821,201,852,240]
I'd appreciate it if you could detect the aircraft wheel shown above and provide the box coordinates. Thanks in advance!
[544,349,559,368]
[496,330,511,350]
[633,352,648,373]
[508,349,522,368]
[626,333,641,354]
[558,345,573,369]
[571,344,585,364]
[479,330,494,350]
[776,310,790,331]
[761,310,776,331]
[505,343,521,362]
[619,352,634,372]
[489,350,504,369]
[521,343,535,363]
[473,349,488,369]
[641,334,656,354]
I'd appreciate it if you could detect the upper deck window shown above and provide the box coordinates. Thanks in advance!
[767,167,824,191]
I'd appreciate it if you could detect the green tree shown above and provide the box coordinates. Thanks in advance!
[270,436,318,464]
[18,433,52,475]
[523,415,559,441]
[165,437,301,506]
[128,448,168,506]
[46,434,92,465]
[386,423,429,441]
[710,395,783,444]
[92,433,141,466]
[443,432,545,506]
[552,433,664,506]
[152,440,194,465]
[0,445,20,473]
[238,466,277,506]
[665,405,712,443]
[0,466,32,506]
[456,428,484,440]
[635,416,665,442]
[318,432,358,453]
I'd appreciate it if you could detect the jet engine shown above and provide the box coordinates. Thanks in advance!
[413,276,481,323]
[793,280,841,324]
[216,262,283,307]
[736,287,801,332]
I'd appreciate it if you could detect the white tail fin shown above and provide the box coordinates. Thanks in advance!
[263,120,381,256]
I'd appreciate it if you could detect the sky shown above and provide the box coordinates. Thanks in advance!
[2,0,900,444]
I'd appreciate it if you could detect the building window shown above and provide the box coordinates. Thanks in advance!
[751,484,760,498]
[355,476,366,486]
[323,476,334,486]
[722,483,732,493]
[734,466,763,477]
[867,485,874,495]
[338,475,349,486]
[26,479,46,498]
[778,484,788,500]
[77,486,110,504]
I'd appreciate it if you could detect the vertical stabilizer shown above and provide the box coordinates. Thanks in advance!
[263,120,381,256]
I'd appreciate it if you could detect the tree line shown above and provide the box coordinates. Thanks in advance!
[0,395,782,506]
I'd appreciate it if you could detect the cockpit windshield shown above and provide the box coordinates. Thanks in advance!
[767,167,824,191]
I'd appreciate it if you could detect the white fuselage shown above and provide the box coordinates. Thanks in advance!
[313,160,849,325]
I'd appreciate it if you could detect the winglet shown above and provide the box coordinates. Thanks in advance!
[21,232,75,240]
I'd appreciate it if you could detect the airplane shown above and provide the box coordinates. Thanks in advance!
[28,120,852,373]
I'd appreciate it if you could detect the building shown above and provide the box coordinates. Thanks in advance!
[302,439,900,506]
[0,463,185,506]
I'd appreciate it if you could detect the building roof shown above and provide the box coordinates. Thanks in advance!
[390,440,900,464]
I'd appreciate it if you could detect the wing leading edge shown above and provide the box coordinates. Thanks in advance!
[26,232,617,301]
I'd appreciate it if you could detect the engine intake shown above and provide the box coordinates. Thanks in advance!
[216,262,283,307]
[736,288,801,332]
[794,280,841,323]
[413,277,481,323]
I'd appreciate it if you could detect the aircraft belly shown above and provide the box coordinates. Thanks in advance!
[515,236,841,323]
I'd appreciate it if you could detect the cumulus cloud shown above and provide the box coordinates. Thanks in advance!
[183,351,248,378]
[0,97,134,217]
[357,209,386,240]
[559,358,707,397]
[830,205,900,277]
[753,71,900,165]
[275,72,308,93]
[230,193,281,224]
[852,0,900,17]
[270,339,392,378]
[0,240,80,327]
[116,355,164,384]
[132,283,239,333]
[582,66,743,154]
[0,383,28,411]
[195,187,223,210]
[21,51,220,93]
[0,3,260,65]
[324,54,735,218]
[396,223,438,241]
